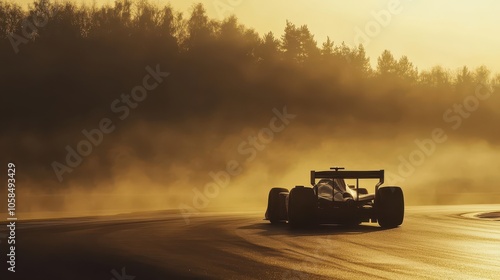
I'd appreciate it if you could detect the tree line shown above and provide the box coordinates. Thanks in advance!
[1,0,498,89]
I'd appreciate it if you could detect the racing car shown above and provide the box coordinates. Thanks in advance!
[265,167,404,228]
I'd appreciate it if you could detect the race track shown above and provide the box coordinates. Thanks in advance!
[2,205,500,279]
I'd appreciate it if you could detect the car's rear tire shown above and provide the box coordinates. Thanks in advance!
[266,187,289,224]
[376,186,404,228]
[288,186,316,228]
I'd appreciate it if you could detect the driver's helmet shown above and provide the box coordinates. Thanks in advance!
[315,178,354,201]
[315,179,334,200]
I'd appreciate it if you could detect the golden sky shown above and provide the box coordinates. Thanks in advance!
[173,0,500,73]
[13,0,500,72]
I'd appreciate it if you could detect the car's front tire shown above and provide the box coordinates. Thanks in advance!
[376,186,404,228]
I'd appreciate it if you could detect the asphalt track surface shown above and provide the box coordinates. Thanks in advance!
[2,205,500,279]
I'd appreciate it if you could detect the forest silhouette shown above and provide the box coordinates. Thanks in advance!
[1,0,500,212]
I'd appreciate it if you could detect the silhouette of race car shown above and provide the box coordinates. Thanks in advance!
[265,167,404,228]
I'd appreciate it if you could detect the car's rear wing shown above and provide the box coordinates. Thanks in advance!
[311,169,385,191]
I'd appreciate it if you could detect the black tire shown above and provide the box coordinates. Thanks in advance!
[376,186,404,228]
[288,186,316,228]
[265,187,289,224]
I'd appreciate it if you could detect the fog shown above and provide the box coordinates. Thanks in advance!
[1,0,499,218]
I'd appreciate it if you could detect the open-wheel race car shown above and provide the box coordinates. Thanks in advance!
[265,167,404,228]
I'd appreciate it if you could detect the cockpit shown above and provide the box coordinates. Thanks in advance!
[314,178,357,201]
